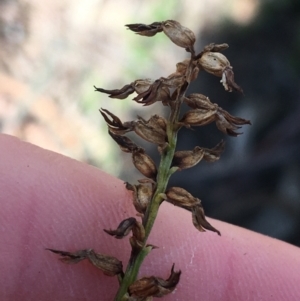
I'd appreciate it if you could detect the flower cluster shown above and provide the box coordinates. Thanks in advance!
[48,20,250,301]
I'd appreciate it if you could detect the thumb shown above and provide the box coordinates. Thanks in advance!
[1,134,299,301]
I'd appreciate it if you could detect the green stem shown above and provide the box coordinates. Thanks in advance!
[114,81,190,301]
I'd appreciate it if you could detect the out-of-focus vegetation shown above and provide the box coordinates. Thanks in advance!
[0,0,256,174]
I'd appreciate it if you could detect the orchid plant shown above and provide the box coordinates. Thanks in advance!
[48,20,250,301]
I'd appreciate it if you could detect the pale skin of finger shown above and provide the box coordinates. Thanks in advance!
[0,134,300,301]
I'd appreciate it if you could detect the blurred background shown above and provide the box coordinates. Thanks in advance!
[1,0,299,246]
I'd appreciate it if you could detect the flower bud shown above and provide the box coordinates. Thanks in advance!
[162,20,195,51]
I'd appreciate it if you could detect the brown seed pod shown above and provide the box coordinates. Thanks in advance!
[129,264,181,298]
[184,93,216,110]
[133,119,167,146]
[128,182,154,214]
[132,148,157,180]
[133,79,154,94]
[166,187,201,208]
[191,205,221,235]
[172,147,205,170]
[197,52,230,77]
[138,115,167,133]
[162,20,195,52]
[180,108,217,127]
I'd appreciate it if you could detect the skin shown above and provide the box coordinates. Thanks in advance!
[1,133,300,301]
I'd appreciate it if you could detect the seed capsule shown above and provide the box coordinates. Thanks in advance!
[132,148,157,180]
[162,20,195,51]
[184,93,216,110]
[134,79,153,94]
[198,52,230,77]
[172,147,205,170]
[166,187,201,208]
[180,108,217,127]
[134,119,167,146]
[127,182,154,214]
[129,264,181,298]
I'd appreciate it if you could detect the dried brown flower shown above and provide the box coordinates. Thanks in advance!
[46,248,123,276]
[133,118,167,146]
[184,93,216,110]
[94,84,135,99]
[191,205,221,235]
[202,140,226,162]
[216,108,251,136]
[108,131,138,153]
[172,140,225,169]
[104,217,137,239]
[180,108,217,127]
[133,79,172,106]
[128,264,181,298]
[180,98,250,136]
[100,108,133,135]
[125,22,163,37]
[203,42,229,53]
[221,66,244,93]
[95,79,154,102]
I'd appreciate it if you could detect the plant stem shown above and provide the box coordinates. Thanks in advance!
[114,80,190,301]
